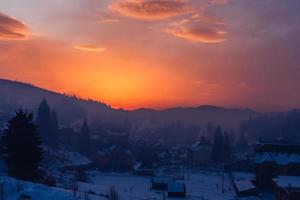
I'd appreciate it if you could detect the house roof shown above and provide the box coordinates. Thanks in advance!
[234,180,256,192]
[167,183,185,193]
[255,152,300,165]
[273,176,300,189]
[152,176,173,184]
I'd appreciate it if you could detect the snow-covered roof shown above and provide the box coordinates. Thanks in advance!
[255,152,300,165]
[152,176,173,184]
[110,145,118,151]
[97,145,133,157]
[157,152,167,158]
[237,197,260,200]
[59,150,92,166]
[167,183,185,193]
[125,150,132,155]
[190,141,212,151]
[273,176,300,189]
[133,162,142,170]
[234,180,256,192]
[232,172,255,181]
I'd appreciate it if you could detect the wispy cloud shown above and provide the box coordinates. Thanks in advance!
[210,0,230,5]
[97,18,120,24]
[165,14,227,43]
[109,0,193,20]
[0,12,29,40]
[74,45,106,52]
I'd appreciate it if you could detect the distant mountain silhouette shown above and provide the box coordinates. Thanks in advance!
[0,79,112,127]
[0,79,258,129]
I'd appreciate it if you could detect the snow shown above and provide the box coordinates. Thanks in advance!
[234,180,256,192]
[0,176,77,200]
[236,197,260,200]
[255,152,300,165]
[60,150,92,167]
[77,171,236,200]
[289,153,300,163]
[273,176,300,189]
[232,172,255,181]
[133,162,142,170]
[0,170,273,200]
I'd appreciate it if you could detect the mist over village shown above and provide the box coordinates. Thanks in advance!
[0,1,300,200]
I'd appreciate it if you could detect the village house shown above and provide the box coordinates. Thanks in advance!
[255,144,300,189]
[167,182,186,198]
[105,129,129,147]
[273,176,300,200]
[150,176,173,190]
[189,141,212,166]
[95,145,133,171]
[133,162,155,176]
[233,179,259,197]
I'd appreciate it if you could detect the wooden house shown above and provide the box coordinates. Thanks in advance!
[273,176,300,200]
[167,182,186,198]
[255,144,300,189]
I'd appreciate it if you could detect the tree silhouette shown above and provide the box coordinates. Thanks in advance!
[223,131,231,163]
[50,109,60,145]
[37,99,59,148]
[2,110,43,180]
[211,126,224,163]
[76,119,91,157]
[51,109,59,132]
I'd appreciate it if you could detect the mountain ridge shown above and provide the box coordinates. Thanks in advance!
[0,78,260,129]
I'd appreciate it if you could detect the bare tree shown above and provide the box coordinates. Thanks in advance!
[71,179,78,197]
[0,182,4,200]
[84,192,90,200]
[107,186,118,200]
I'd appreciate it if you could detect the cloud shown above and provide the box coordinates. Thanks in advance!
[210,0,230,5]
[0,12,28,40]
[74,45,106,52]
[109,0,193,20]
[97,18,120,24]
[165,15,226,43]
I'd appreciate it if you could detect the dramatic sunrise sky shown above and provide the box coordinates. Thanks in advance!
[0,0,299,111]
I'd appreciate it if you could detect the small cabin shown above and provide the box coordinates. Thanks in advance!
[167,183,186,198]
[133,162,155,177]
[151,177,173,190]
[233,180,259,197]
[273,176,300,200]
[255,144,300,189]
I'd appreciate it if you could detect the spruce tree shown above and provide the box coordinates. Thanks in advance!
[223,131,231,163]
[50,109,60,146]
[211,126,224,163]
[2,110,43,180]
[37,99,58,148]
[77,120,91,157]
[37,99,51,143]
[51,109,59,132]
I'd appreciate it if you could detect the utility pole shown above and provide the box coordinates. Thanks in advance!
[222,163,225,193]
[162,181,166,200]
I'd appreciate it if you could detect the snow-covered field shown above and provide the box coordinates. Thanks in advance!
[0,176,76,200]
[75,171,237,200]
[0,166,273,200]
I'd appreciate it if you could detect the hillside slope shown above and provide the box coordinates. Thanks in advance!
[0,79,258,129]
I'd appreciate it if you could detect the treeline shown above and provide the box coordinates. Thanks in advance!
[0,98,92,181]
[240,110,300,142]
[211,126,232,163]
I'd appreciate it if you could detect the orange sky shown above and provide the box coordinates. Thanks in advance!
[0,0,300,111]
